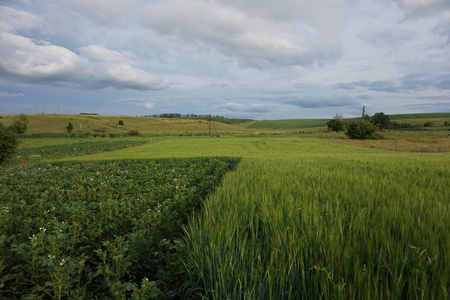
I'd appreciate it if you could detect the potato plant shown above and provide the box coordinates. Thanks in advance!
[0,158,239,299]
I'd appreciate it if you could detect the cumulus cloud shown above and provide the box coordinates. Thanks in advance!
[358,27,415,47]
[0,32,164,90]
[79,45,137,64]
[139,0,351,68]
[0,5,42,32]
[0,32,84,81]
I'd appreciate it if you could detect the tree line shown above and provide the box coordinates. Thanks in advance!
[146,114,253,124]
[327,112,449,140]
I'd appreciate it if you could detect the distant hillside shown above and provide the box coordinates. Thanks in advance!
[248,113,450,129]
[247,119,328,129]
[147,113,253,124]
[388,113,450,120]
[0,114,254,134]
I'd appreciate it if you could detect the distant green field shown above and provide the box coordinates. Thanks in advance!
[389,112,450,120]
[249,113,450,129]
[248,119,328,129]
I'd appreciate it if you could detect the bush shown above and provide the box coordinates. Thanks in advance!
[327,119,346,132]
[66,122,74,134]
[0,123,19,165]
[371,112,391,129]
[9,114,28,134]
[345,121,378,140]
[424,121,433,127]
[118,120,124,125]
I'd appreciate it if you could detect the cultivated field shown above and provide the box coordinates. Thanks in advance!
[1,113,449,299]
[0,114,253,135]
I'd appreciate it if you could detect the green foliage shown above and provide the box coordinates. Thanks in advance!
[424,121,433,127]
[391,121,414,129]
[66,122,74,134]
[0,123,19,165]
[8,113,28,134]
[326,119,346,132]
[118,120,124,126]
[345,121,378,140]
[184,151,449,299]
[389,112,450,120]
[21,132,133,138]
[11,140,147,165]
[0,158,239,299]
[371,112,391,129]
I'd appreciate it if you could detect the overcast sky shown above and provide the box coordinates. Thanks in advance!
[1,0,449,119]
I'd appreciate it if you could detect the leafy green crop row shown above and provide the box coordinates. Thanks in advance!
[0,158,239,299]
[10,139,151,166]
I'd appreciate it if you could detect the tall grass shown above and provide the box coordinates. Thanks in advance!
[184,154,449,299]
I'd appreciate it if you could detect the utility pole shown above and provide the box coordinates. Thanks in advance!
[362,106,365,121]
[208,115,219,137]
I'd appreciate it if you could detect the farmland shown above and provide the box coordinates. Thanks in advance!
[1,157,239,298]
[1,113,449,299]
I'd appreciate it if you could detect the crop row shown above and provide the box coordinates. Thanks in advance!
[0,158,239,299]
[10,139,150,166]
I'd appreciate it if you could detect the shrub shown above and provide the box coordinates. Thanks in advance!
[326,119,346,132]
[345,121,377,140]
[0,123,19,165]
[118,120,124,125]
[9,114,28,134]
[66,122,74,134]
[371,112,391,129]
[424,121,433,127]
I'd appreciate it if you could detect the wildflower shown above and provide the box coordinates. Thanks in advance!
[60,259,66,266]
